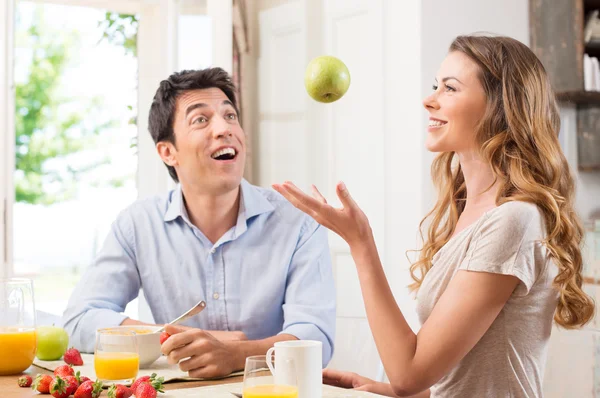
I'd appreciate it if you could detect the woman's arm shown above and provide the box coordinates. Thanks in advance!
[273,182,519,396]
[323,369,430,397]
[361,381,430,397]
[351,240,517,396]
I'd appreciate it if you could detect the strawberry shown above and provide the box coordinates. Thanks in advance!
[130,374,153,393]
[134,383,158,398]
[74,379,103,398]
[159,332,170,345]
[64,347,84,366]
[17,375,32,387]
[131,373,165,398]
[54,364,74,378]
[80,376,91,384]
[64,375,80,395]
[108,383,132,398]
[50,376,70,398]
[32,374,53,394]
[75,371,90,385]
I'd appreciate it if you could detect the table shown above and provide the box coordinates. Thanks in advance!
[0,366,244,398]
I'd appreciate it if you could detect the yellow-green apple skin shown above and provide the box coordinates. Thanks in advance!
[304,55,351,103]
[36,325,69,360]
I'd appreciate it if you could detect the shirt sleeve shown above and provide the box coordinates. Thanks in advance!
[279,216,336,367]
[61,209,142,353]
[458,202,545,297]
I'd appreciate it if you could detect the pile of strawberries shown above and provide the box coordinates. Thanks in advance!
[16,348,165,398]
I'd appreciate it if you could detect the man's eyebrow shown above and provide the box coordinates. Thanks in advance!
[185,100,236,118]
[185,102,208,117]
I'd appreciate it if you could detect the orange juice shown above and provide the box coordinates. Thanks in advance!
[94,352,139,380]
[0,327,36,375]
[243,385,298,398]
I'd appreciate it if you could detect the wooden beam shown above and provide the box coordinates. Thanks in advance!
[24,0,143,14]
[577,105,600,170]
[530,0,584,92]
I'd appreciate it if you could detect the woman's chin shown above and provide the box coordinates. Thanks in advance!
[425,139,444,153]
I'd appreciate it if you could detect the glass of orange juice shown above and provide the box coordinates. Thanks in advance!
[0,278,37,375]
[94,328,139,384]
[243,355,298,398]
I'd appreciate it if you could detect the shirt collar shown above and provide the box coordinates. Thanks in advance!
[164,184,186,222]
[163,179,275,225]
[238,179,275,221]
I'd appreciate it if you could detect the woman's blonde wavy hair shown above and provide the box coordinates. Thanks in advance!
[410,34,595,328]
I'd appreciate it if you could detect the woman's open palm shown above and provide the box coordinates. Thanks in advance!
[272,181,372,247]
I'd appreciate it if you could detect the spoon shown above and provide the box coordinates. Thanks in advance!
[155,300,207,333]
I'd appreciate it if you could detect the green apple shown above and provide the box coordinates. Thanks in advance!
[304,55,351,103]
[36,325,69,361]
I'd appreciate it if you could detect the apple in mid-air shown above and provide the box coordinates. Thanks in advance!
[36,325,69,361]
[304,55,351,103]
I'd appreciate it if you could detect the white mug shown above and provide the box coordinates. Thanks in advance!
[266,340,322,398]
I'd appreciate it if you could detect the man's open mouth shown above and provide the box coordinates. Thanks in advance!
[211,147,237,161]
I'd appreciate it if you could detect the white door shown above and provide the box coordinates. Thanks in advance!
[322,0,385,378]
[258,0,386,378]
[257,1,310,191]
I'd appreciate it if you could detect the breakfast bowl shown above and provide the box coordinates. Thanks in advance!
[96,325,163,368]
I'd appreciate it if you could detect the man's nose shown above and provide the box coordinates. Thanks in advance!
[212,116,232,139]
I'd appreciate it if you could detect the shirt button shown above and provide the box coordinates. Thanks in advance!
[210,248,216,254]
[213,293,220,300]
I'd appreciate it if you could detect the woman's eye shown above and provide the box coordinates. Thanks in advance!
[226,113,237,120]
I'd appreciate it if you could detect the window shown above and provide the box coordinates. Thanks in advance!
[0,0,229,325]
[12,1,139,318]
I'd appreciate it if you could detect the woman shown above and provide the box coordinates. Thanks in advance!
[273,35,595,397]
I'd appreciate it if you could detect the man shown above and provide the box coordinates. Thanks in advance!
[62,68,336,377]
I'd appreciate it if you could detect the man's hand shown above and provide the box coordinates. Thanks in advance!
[160,325,241,378]
[207,330,247,341]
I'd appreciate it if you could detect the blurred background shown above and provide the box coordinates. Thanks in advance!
[0,0,599,396]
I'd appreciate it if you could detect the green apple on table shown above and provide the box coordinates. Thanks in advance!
[304,55,351,103]
[36,325,69,361]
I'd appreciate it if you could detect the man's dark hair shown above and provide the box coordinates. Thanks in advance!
[148,67,239,182]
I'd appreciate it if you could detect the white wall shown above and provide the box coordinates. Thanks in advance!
[419,0,530,212]
[380,0,423,330]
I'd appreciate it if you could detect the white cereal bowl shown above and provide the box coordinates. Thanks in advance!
[98,325,163,368]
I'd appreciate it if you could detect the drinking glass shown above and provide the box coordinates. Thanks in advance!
[243,355,298,398]
[94,328,139,384]
[0,278,36,375]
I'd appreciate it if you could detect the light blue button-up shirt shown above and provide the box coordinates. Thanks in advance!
[62,180,336,365]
